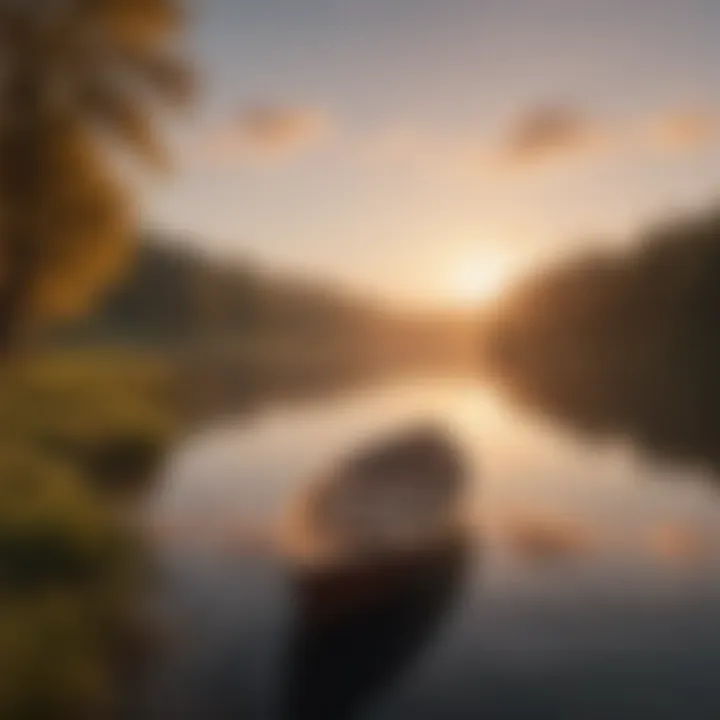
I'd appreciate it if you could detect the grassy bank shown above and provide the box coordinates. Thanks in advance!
[0,349,178,718]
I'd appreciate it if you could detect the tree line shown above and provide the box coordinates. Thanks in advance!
[483,205,720,471]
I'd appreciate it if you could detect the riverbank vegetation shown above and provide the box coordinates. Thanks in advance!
[482,204,720,471]
[0,349,177,717]
[1,245,475,716]
[0,1,190,713]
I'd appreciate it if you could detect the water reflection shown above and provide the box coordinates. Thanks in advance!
[142,378,720,719]
[281,535,473,720]
[482,229,720,478]
[489,350,720,478]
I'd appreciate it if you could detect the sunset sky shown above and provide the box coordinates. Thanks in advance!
[149,0,720,307]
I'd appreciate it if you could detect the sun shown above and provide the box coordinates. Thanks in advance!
[451,259,510,306]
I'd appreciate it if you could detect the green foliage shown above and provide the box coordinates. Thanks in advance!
[0,350,177,493]
[0,450,142,719]
[0,593,115,719]
[0,451,122,589]
[0,350,176,718]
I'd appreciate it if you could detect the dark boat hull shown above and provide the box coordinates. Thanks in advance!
[283,533,472,720]
[293,530,469,622]
[283,425,471,620]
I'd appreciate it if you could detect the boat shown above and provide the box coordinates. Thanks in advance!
[281,533,471,720]
[281,424,469,620]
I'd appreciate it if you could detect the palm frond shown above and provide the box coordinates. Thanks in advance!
[82,83,168,169]
[122,50,194,108]
[83,0,184,46]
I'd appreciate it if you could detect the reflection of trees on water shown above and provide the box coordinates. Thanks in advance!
[281,537,473,720]
[182,355,373,425]
[483,206,720,475]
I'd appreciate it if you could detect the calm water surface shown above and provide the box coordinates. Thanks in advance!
[139,377,720,720]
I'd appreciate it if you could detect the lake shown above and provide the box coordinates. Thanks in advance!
[137,376,720,720]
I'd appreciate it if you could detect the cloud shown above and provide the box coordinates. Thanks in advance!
[360,109,603,180]
[497,105,720,169]
[207,105,332,165]
[202,101,718,177]
[645,110,720,152]
[500,106,602,166]
[365,104,720,183]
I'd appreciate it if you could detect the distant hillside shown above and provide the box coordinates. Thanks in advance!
[57,237,381,350]
[55,236,476,378]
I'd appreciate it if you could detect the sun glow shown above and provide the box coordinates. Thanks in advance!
[451,257,512,306]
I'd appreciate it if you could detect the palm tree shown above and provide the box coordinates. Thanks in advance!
[0,0,192,350]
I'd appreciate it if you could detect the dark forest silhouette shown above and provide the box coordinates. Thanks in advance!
[483,204,720,474]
